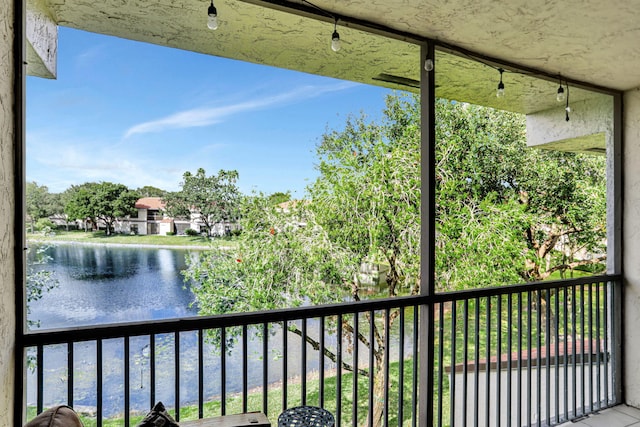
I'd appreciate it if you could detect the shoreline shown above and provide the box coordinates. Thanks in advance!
[26,238,219,251]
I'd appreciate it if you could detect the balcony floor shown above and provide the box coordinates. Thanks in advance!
[559,405,640,427]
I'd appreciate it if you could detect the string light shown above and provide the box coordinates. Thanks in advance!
[207,0,218,30]
[496,68,505,98]
[331,19,341,52]
[556,75,565,102]
[424,57,434,72]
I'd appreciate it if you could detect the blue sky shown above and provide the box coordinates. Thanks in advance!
[26,27,393,198]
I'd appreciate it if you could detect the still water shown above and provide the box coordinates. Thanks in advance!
[27,243,199,329]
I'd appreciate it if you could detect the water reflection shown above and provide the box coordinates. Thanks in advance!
[27,243,199,329]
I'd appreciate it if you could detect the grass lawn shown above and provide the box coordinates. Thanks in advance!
[26,230,238,249]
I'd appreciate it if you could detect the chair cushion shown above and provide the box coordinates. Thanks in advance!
[24,405,83,427]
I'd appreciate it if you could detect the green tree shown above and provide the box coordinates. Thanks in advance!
[267,191,292,206]
[164,168,241,237]
[25,182,57,232]
[64,182,139,235]
[185,93,607,425]
[63,183,98,231]
[432,99,606,286]
[136,185,167,197]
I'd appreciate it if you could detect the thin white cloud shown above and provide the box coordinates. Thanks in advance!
[123,82,356,138]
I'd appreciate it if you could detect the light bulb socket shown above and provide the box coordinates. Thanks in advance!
[556,85,565,102]
[332,30,340,41]
[208,3,217,17]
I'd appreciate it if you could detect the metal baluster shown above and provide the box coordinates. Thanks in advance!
[124,337,130,427]
[198,329,204,419]
[67,342,74,409]
[263,322,269,415]
[555,287,560,423]
[450,301,457,427]
[462,299,469,427]
[399,308,406,426]
[368,312,373,427]
[150,335,156,410]
[338,314,343,426]
[283,320,288,411]
[474,298,480,427]
[221,328,226,416]
[412,305,418,427]
[517,293,523,427]
[526,291,532,427]
[353,312,359,427]
[97,340,103,427]
[484,298,491,427]
[496,296,502,427]
[321,316,326,410]
[438,303,444,427]
[175,332,180,421]
[243,324,248,413]
[37,345,43,414]
[596,283,602,410]
[302,318,308,406]
[588,283,594,412]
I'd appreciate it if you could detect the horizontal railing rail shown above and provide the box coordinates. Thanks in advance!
[21,274,620,426]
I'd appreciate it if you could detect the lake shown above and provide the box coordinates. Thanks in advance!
[27,243,200,329]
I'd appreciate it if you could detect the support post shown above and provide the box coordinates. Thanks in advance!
[418,41,436,427]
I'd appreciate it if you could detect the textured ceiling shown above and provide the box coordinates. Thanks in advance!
[32,0,623,114]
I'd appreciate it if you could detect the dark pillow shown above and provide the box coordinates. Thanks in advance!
[24,405,83,427]
[136,402,179,427]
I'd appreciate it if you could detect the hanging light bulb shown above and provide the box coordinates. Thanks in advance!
[207,0,218,30]
[496,68,505,98]
[556,85,565,102]
[424,58,434,72]
[331,19,341,52]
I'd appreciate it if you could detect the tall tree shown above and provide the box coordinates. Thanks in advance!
[64,182,139,235]
[136,185,167,198]
[164,168,241,236]
[185,93,607,426]
[25,182,57,232]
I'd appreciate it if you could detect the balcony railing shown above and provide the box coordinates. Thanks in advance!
[20,274,620,426]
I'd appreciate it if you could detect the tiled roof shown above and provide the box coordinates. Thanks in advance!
[135,197,165,210]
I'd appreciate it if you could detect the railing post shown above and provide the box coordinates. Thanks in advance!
[419,41,436,427]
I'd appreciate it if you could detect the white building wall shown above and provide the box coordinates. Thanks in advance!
[0,0,17,423]
[623,87,640,407]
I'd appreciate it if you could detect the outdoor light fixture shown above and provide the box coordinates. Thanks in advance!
[207,0,218,30]
[556,76,566,102]
[331,19,341,52]
[496,68,505,98]
[556,85,565,102]
[424,57,434,72]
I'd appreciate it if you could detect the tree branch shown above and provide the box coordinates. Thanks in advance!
[287,324,370,377]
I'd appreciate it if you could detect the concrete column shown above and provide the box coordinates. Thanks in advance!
[624,87,640,407]
[0,0,17,424]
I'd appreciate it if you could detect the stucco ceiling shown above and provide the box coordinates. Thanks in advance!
[30,0,625,115]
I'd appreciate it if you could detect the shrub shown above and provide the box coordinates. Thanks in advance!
[35,218,55,232]
[185,228,199,236]
[166,231,176,236]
